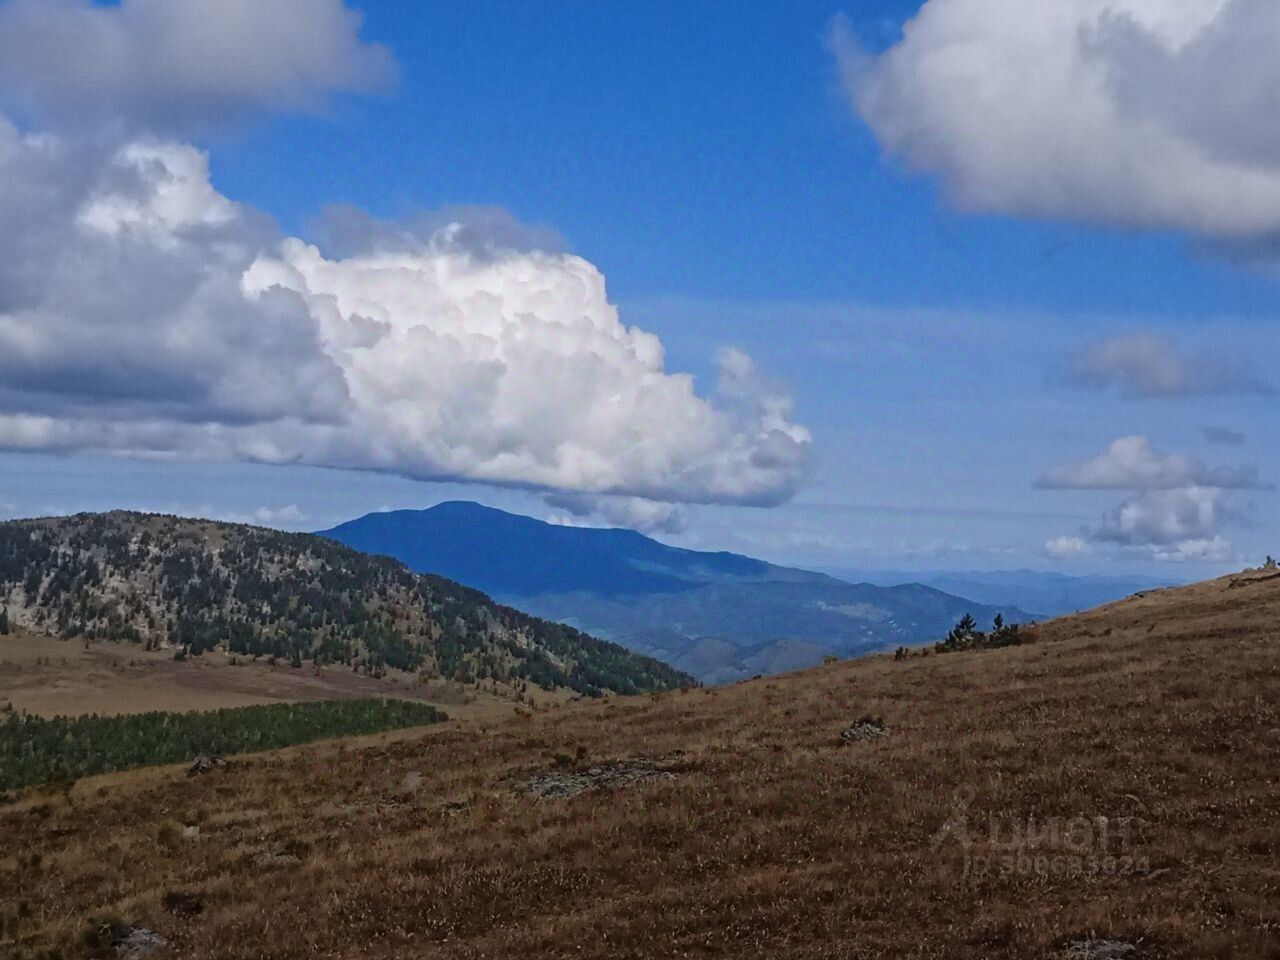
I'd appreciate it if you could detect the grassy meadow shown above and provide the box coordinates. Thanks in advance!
[1,570,1277,959]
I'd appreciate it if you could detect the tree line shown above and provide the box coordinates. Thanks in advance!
[0,698,447,791]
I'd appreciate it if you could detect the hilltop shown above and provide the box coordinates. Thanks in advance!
[320,502,1038,682]
[839,567,1180,618]
[4,568,1276,958]
[0,512,691,700]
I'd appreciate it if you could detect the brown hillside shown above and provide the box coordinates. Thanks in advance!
[3,570,1278,959]
[0,629,571,722]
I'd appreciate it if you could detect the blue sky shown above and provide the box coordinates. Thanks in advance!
[215,1,1279,318]
[0,0,1275,578]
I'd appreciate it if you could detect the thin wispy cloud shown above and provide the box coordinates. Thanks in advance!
[1067,334,1271,398]
[1203,426,1246,447]
[1037,436,1268,491]
[1044,535,1091,559]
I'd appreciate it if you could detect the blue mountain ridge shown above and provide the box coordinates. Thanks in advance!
[318,501,1041,683]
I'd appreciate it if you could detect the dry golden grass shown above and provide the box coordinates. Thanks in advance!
[0,629,568,722]
[2,570,1278,959]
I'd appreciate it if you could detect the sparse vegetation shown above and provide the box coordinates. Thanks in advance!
[2,569,1277,959]
[935,610,1023,653]
[0,512,692,698]
[0,698,447,791]
[160,891,203,917]
[80,915,130,953]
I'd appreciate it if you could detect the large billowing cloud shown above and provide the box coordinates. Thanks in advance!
[0,0,812,529]
[835,0,1280,237]
[0,126,812,518]
[1040,436,1261,561]
[241,238,811,506]
[0,0,394,134]
[0,126,349,429]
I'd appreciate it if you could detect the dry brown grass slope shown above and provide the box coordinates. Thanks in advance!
[2,570,1278,959]
[0,628,572,722]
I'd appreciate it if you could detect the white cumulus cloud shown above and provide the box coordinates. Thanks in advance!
[241,232,812,505]
[1093,487,1236,554]
[0,129,813,511]
[543,493,688,535]
[1038,436,1266,491]
[836,0,1280,237]
[1044,535,1092,558]
[0,0,813,523]
[1150,536,1233,564]
[1039,437,1262,561]
[0,0,394,134]
[0,124,349,429]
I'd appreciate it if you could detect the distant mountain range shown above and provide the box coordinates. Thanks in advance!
[319,502,1039,683]
[832,568,1178,619]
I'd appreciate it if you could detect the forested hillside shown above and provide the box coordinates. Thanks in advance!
[0,513,692,697]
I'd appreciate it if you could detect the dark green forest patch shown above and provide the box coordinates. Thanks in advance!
[0,698,447,791]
